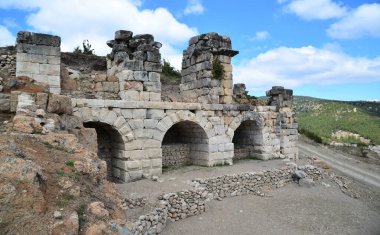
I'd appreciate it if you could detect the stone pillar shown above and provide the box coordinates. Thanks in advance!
[106,30,162,101]
[180,32,238,104]
[16,31,61,94]
[266,86,293,109]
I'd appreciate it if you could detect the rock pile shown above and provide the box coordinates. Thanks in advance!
[124,196,148,209]
[106,30,162,101]
[180,32,239,104]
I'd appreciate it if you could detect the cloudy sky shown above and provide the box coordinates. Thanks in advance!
[0,0,379,100]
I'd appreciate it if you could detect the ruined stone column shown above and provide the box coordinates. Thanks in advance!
[266,86,298,159]
[16,31,61,94]
[106,30,162,101]
[266,86,293,109]
[180,32,239,104]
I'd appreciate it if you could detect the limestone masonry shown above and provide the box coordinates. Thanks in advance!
[1,30,299,182]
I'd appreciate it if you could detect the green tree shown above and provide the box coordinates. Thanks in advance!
[161,60,181,80]
[73,40,95,55]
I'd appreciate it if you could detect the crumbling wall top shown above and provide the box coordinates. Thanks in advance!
[17,31,61,47]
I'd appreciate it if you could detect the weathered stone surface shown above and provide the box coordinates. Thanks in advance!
[47,94,73,114]
[88,201,110,218]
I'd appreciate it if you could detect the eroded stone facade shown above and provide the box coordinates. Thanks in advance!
[4,30,299,182]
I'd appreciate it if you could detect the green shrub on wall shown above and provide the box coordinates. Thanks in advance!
[212,58,224,80]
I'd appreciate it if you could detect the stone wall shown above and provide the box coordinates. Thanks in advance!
[72,99,299,182]
[180,33,238,104]
[126,165,322,234]
[234,145,255,159]
[0,46,16,111]
[60,53,120,100]
[0,46,16,79]
[106,30,162,101]
[162,144,191,167]
[16,31,61,94]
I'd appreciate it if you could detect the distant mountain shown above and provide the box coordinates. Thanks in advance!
[292,96,380,145]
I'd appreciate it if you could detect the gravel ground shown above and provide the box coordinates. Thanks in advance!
[117,145,380,235]
[163,183,380,235]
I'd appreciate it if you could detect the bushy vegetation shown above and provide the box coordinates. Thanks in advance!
[294,97,380,145]
[212,58,224,80]
[161,60,181,80]
[73,40,95,55]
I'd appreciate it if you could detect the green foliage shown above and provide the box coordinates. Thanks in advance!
[212,58,224,80]
[76,204,87,228]
[294,97,380,145]
[56,169,67,177]
[73,40,95,55]
[161,60,181,80]
[65,160,75,167]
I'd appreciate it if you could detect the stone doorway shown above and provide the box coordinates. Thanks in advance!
[232,120,261,160]
[83,122,125,182]
[162,121,209,167]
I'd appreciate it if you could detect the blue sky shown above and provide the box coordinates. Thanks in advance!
[0,0,379,101]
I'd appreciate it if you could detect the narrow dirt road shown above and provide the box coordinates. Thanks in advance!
[298,140,380,189]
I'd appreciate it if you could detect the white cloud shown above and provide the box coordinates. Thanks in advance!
[0,0,198,69]
[283,0,347,20]
[251,31,270,41]
[234,46,380,93]
[327,3,380,39]
[0,25,15,46]
[184,0,205,15]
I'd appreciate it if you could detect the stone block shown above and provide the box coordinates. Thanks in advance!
[116,70,134,81]
[124,60,144,70]
[47,55,60,65]
[148,72,160,82]
[144,62,162,72]
[35,92,48,110]
[144,119,158,128]
[124,81,143,91]
[149,92,161,101]
[147,149,162,159]
[47,93,72,114]
[121,90,139,100]
[17,53,47,63]
[16,61,39,75]
[128,119,144,129]
[147,109,165,119]
[130,150,146,160]
[132,109,146,119]
[39,64,60,75]
[17,31,61,47]
[128,170,143,181]
[141,160,151,169]
[151,158,162,168]
[133,71,148,81]
[126,160,141,170]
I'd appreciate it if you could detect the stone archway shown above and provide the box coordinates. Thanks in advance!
[232,120,261,159]
[161,121,209,167]
[83,121,125,182]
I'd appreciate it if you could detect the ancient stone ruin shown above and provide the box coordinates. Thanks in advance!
[0,30,298,182]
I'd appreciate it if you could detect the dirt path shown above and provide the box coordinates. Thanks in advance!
[298,140,380,189]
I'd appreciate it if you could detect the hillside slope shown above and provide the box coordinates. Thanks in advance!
[293,96,380,145]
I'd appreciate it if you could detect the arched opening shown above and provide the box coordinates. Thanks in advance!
[83,121,124,182]
[232,120,261,159]
[162,121,208,168]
